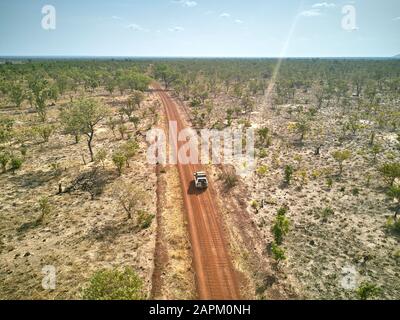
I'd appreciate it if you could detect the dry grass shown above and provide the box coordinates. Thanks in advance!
[177,87,400,300]
[0,91,158,299]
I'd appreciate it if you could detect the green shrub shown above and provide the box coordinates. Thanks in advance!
[387,185,400,208]
[0,151,10,173]
[250,200,260,210]
[257,165,268,176]
[114,183,147,220]
[277,206,288,216]
[82,268,146,300]
[10,156,23,174]
[137,211,154,230]
[220,172,238,190]
[311,169,322,180]
[396,133,400,150]
[50,162,62,177]
[296,169,308,187]
[352,188,360,196]
[257,127,272,147]
[0,117,14,143]
[393,250,400,262]
[379,163,400,186]
[356,282,381,300]
[326,177,333,189]
[121,140,139,167]
[272,209,290,245]
[284,165,294,185]
[34,124,55,143]
[38,197,51,222]
[118,124,128,140]
[112,151,127,176]
[332,149,351,176]
[95,148,108,168]
[321,207,334,220]
[271,242,286,263]
[371,143,382,162]
[385,217,400,234]
[20,145,28,157]
[258,149,268,158]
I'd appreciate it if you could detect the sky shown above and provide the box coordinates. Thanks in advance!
[0,0,399,57]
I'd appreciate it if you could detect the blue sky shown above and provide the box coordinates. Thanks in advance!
[0,0,399,57]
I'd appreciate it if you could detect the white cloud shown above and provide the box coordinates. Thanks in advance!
[184,1,198,7]
[235,19,244,24]
[111,16,123,20]
[168,26,185,32]
[300,2,335,17]
[300,9,321,17]
[172,0,198,8]
[220,12,231,18]
[126,24,148,32]
[312,2,336,8]
[393,16,400,21]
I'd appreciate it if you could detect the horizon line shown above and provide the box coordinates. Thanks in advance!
[0,55,399,60]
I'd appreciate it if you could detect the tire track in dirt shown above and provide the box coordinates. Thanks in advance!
[154,85,240,300]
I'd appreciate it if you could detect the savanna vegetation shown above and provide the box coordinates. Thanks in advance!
[0,57,399,300]
[149,57,400,300]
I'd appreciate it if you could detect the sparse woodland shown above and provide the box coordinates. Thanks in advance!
[156,58,400,300]
[0,58,399,299]
[0,60,157,299]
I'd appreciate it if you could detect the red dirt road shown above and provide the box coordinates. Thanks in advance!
[155,86,240,300]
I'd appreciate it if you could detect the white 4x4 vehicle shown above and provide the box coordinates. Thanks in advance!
[194,172,208,189]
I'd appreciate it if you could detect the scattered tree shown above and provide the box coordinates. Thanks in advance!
[112,151,127,176]
[257,127,272,148]
[95,148,108,168]
[371,143,382,163]
[0,117,14,144]
[38,197,51,223]
[293,118,310,143]
[120,140,139,168]
[284,165,294,185]
[8,82,25,108]
[28,78,53,122]
[34,124,55,143]
[154,64,178,89]
[332,150,351,177]
[272,207,290,245]
[118,123,128,140]
[387,185,400,219]
[379,163,400,187]
[61,98,109,162]
[271,242,286,265]
[220,171,239,190]
[114,183,147,220]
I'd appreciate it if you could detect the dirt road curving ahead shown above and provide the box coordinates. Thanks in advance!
[155,85,240,300]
